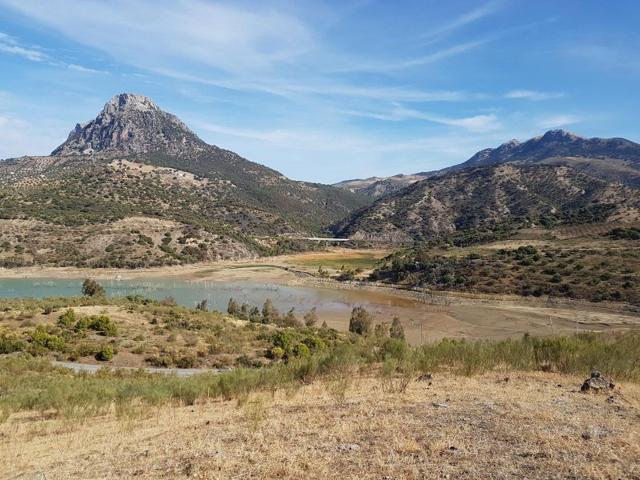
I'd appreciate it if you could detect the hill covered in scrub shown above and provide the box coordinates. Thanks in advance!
[335,163,640,243]
[0,94,367,267]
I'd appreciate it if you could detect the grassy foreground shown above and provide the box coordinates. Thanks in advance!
[2,330,639,422]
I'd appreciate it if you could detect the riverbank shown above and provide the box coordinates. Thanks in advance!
[1,248,640,343]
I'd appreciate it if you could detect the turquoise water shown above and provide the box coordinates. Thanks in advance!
[0,277,407,317]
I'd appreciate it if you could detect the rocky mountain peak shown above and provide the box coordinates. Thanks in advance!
[52,93,204,156]
[103,93,159,114]
[540,129,583,142]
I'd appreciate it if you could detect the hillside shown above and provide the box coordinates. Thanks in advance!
[334,172,431,198]
[335,164,640,242]
[0,94,367,267]
[446,129,640,187]
[335,129,640,199]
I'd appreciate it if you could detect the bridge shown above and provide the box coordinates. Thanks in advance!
[302,237,351,242]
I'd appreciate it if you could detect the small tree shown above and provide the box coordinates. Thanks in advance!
[281,308,301,327]
[390,317,405,341]
[262,299,280,324]
[303,307,319,327]
[196,299,208,311]
[249,306,261,323]
[227,298,240,316]
[349,306,373,335]
[82,278,105,297]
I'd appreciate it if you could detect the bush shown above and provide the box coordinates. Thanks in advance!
[95,346,114,361]
[293,343,311,358]
[0,335,25,354]
[82,278,106,297]
[390,317,405,341]
[75,315,118,337]
[349,306,373,336]
[57,308,76,328]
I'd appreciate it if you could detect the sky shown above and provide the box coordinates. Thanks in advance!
[0,0,639,183]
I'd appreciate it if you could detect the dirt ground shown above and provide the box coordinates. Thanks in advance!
[3,372,639,479]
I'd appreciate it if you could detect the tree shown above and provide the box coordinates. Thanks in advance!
[82,278,105,297]
[281,308,301,327]
[196,299,208,311]
[262,299,280,324]
[349,306,373,335]
[303,307,319,327]
[227,298,240,316]
[249,306,261,323]
[390,317,405,341]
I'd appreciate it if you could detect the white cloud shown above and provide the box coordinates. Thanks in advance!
[344,105,502,132]
[536,114,581,129]
[506,89,564,101]
[67,63,106,74]
[0,32,47,62]
[419,0,504,44]
[0,0,314,75]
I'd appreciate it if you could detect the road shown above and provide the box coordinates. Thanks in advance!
[52,361,230,377]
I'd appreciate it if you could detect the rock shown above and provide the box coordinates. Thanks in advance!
[432,402,449,409]
[581,371,614,392]
[581,426,609,440]
[417,373,433,382]
[337,443,361,452]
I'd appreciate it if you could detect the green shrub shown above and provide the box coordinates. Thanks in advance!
[57,308,76,328]
[95,346,114,361]
[0,335,25,354]
[293,343,311,358]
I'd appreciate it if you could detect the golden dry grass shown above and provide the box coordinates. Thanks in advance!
[3,372,639,479]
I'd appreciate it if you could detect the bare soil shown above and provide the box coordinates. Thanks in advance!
[3,372,639,479]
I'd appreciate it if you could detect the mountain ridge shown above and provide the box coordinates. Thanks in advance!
[335,129,640,198]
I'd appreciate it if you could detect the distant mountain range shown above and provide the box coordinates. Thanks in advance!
[335,129,640,198]
[0,93,367,267]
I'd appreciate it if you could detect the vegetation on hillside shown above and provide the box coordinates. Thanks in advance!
[372,243,640,304]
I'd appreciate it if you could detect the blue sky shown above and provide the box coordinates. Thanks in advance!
[0,0,638,183]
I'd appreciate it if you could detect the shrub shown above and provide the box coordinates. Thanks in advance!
[0,335,25,354]
[293,343,311,358]
[390,317,405,341]
[57,308,76,328]
[82,278,106,297]
[349,306,373,336]
[303,307,318,327]
[75,315,118,337]
[95,346,114,361]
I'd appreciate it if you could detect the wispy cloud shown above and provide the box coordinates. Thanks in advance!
[506,89,564,101]
[344,104,502,132]
[536,114,581,129]
[419,0,504,45]
[343,38,491,72]
[0,32,47,62]
[67,63,106,74]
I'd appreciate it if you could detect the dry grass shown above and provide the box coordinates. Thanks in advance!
[3,372,639,479]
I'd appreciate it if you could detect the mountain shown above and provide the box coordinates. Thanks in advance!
[334,173,431,198]
[335,130,640,199]
[0,93,367,268]
[444,129,640,187]
[334,163,640,242]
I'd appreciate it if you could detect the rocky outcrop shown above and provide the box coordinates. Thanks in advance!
[51,93,205,156]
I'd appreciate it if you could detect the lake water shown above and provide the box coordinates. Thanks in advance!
[0,277,420,321]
